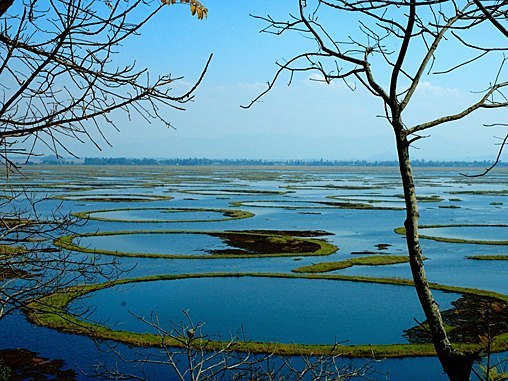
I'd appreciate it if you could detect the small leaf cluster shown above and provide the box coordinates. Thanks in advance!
[162,0,208,19]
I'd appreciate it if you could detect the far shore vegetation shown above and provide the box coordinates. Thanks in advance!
[25,156,508,168]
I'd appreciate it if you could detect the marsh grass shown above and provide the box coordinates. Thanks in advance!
[54,231,338,259]
[72,208,254,223]
[467,255,508,261]
[292,255,410,273]
[25,273,508,358]
[394,224,508,245]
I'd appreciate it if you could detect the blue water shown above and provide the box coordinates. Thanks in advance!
[77,232,230,255]
[2,165,507,380]
[89,208,232,222]
[72,276,458,345]
[420,225,508,242]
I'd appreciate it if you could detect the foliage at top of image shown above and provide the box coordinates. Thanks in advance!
[162,0,208,19]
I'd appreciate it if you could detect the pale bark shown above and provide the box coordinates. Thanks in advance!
[394,123,477,381]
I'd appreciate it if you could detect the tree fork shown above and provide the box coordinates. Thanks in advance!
[394,127,477,381]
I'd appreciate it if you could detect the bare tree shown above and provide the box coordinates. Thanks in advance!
[91,312,374,381]
[244,1,508,380]
[0,0,210,317]
[0,0,210,169]
[0,190,125,319]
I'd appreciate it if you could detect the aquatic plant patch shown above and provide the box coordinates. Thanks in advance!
[447,190,508,196]
[395,224,508,245]
[0,349,77,380]
[24,273,508,358]
[72,207,254,223]
[176,189,290,196]
[0,244,29,280]
[231,199,402,210]
[404,294,508,345]
[54,194,173,202]
[54,230,338,259]
[282,184,388,191]
[467,255,508,261]
[292,255,410,273]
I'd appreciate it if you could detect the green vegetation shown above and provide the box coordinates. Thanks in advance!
[54,194,173,202]
[178,189,289,196]
[25,272,508,358]
[71,158,508,168]
[404,294,507,346]
[0,244,29,281]
[286,185,382,191]
[54,230,338,259]
[467,255,508,261]
[394,224,508,245]
[448,190,508,196]
[231,199,403,211]
[395,194,443,202]
[72,207,254,223]
[292,255,410,273]
[0,244,25,256]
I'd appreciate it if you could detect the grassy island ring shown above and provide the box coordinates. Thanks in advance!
[54,230,338,259]
[25,272,508,358]
[54,193,173,202]
[394,224,508,245]
[231,199,404,211]
[72,207,254,223]
[292,255,412,273]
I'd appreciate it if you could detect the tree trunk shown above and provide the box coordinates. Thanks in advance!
[394,129,477,381]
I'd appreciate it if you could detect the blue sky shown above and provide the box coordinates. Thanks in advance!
[62,1,508,161]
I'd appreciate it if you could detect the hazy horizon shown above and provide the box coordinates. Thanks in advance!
[31,1,508,163]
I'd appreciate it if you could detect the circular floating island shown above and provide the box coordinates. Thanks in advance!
[54,230,338,259]
[326,194,442,210]
[175,188,290,196]
[395,224,508,245]
[26,273,508,358]
[54,193,173,202]
[231,199,402,210]
[73,207,254,223]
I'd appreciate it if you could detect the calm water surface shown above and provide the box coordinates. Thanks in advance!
[2,165,507,380]
[76,276,459,345]
[90,209,229,222]
[420,225,508,242]
[78,233,231,255]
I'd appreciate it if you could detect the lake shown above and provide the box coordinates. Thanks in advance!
[1,165,507,380]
